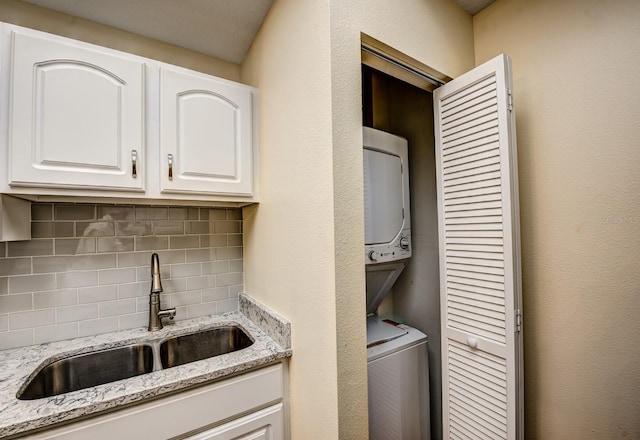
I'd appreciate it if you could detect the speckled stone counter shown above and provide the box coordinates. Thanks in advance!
[0,293,291,439]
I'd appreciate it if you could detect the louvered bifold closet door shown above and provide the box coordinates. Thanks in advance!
[434,54,523,440]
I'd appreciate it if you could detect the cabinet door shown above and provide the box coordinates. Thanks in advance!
[184,404,283,440]
[160,67,254,196]
[8,27,145,191]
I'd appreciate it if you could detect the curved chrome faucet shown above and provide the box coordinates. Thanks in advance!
[149,253,176,331]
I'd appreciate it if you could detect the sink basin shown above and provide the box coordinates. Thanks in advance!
[17,344,154,400]
[160,326,253,369]
[16,325,255,400]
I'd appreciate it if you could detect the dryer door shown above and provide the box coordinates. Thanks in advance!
[363,147,404,246]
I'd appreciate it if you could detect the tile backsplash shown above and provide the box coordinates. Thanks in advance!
[0,203,243,350]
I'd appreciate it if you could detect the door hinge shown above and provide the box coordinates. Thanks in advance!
[507,89,514,112]
[515,309,522,333]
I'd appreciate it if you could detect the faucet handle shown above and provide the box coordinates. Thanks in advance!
[159,307,176,321]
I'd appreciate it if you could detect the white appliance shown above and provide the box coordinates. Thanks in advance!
[363,127,430,440]
[367,317,430,440]
[363,127,411,265]
[365,260,407,316]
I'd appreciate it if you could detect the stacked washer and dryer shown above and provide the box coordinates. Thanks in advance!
[363,127,431,440]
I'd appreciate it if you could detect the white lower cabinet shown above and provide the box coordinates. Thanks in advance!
[184,404,283,440]
[22,364,284,440]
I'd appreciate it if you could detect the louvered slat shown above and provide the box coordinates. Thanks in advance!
[451,371,509,409]
[446,94,498,120]
[448,268,504,284]
[446,216,503,226]
[445,208,502,218]
[444,132,498,159]
[447,250,504,261]
[444,148,500,172]
[448,340,508,437]
[443,127,499,153]
[448,306,506,330]
[450,414,495,440]
[449,293,505,311]
[449,314,503,338]
[447,277,503,298]
[445,171,502,191]
[445,193,502,208]
[451,388,507,428]
[444,167,501,188]
[442,76,497,114]
[448,264,504,280]
[444,115,498,145]
[450,396,507,436]
[446,223,503,232]
[449,297,506,318]
[448,288,505,306]
[443,119,500,147]
[444,155,500,178]
[449,362,506,395]
[445,179,502,197]
[446,256,505,269]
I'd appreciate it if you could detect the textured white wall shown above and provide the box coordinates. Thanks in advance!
[240,1,339,438]
[242,0,474,438]
[474,0,640,438]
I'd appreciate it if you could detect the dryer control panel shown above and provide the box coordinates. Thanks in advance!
[365,228,411,264]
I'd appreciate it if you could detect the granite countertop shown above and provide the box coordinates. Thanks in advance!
[0,293,291,439]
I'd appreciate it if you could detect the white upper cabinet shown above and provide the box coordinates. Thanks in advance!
[0,24,257,205]
[160,67,253,196]
[8,27,145,191]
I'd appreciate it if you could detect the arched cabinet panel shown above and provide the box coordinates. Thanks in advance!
[9,29,145,191]
[161,67,253,196]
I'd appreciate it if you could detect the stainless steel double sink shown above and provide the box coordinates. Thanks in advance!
[17,325,254,400]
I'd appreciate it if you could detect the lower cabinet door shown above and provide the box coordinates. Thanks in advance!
[184,404,283,440]
[20,365,284,440]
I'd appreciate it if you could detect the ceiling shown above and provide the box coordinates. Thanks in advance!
[21,0,275,64]
[454,0,496,15]
[21,0,495,65]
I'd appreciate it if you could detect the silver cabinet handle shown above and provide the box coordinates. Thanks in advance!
[131,150,138,178]
[168,154,173,181]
